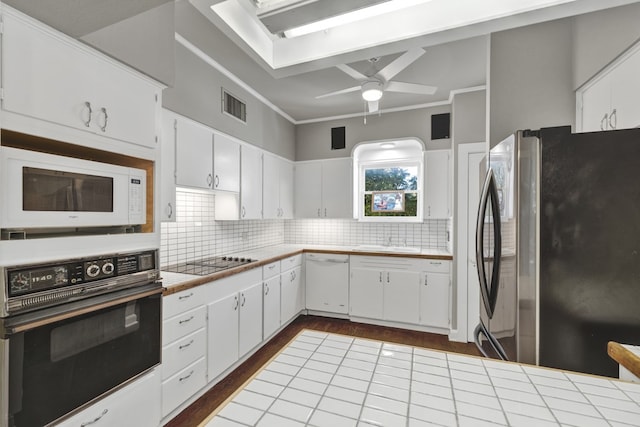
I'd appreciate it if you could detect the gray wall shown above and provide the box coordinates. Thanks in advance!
[452,90,486,145]
[295,105,452,161]
[489,18,574,147]
[162,2,296,160]
[573,2,640,90]
[81,2,176,87]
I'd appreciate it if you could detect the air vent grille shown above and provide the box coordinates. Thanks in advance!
[222,90,247,123]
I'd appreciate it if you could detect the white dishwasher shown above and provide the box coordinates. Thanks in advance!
[305,253,349,314]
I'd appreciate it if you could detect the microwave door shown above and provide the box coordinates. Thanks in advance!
[476,169,502,318]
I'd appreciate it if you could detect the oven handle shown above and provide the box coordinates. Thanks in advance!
[1,285,163,336]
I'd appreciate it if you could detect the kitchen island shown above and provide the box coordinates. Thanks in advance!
[203,330,640,427]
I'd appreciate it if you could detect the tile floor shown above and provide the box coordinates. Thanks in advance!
[203,330,640,427]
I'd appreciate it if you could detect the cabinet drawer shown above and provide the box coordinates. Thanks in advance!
[281,254,302,271]
[161,358,207,417]
[162,328,206,380]
[423,260,450,273]
[263,261,281,279]
[163,305,206,344]
[57,368,161,427]
[163,286,206,319]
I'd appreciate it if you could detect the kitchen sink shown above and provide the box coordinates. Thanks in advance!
[352,245,421,254]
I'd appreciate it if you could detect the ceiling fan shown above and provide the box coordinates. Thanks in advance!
[316,47,437,113]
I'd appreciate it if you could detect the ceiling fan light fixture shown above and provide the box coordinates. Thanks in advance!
[362,81,383,102]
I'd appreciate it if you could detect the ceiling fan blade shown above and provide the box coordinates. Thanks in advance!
[336,63,368,81]
[386,81,437,95]
[368,100,379,113]
[376,48,425,81]
[315,85,360,99]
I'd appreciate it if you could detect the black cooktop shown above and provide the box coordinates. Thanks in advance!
[163,256,255,276]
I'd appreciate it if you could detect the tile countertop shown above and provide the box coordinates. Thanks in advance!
[160,244,452,296]
[204,330,640,427]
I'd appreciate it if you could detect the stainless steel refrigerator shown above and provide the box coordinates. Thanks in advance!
[474,125,640,377]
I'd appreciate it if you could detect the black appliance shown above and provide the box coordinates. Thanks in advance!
[475,126,640,377]
[163,255,256,276]
[0,250,162,426]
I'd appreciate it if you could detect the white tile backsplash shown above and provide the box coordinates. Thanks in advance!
[160,189,450,267]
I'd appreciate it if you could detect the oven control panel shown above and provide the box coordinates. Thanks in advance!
[5,250,157,298]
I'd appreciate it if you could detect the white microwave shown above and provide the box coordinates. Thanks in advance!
[0,147,146,230]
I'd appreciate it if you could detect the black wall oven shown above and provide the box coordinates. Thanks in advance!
[0,250,162,427]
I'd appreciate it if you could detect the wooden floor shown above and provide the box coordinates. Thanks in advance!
[165,315,481,427]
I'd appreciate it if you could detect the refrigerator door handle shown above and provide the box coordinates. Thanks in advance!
[475,169,502,318]
[474,321,509,360]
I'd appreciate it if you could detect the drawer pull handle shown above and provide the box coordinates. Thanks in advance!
[178,292,194,300]
[268,265,276,269]
[179,370,194,382]
[179,316,194,325]
[83,101,92,127]
[265,284,269,295]
[179,339,194,350]
[80,409,108,426]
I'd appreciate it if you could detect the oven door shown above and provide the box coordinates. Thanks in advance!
[0,285,161,427]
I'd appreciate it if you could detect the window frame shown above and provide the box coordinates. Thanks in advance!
[357,158,423,222]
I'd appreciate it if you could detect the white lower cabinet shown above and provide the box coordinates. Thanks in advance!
[56,368,161,427]
[207,271,263,381]
[419,260,452,329]
[161,287,207,418]
[280,255,304,325]
[350,256,450,330]
[262,260,282,340]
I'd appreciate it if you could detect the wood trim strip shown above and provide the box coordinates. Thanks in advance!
[608,341,640,380]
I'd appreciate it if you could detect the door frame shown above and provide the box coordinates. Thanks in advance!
[451,142,486,343]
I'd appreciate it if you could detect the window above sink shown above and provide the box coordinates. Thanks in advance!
[353,138,424,222]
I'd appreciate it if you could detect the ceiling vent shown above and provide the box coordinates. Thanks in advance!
[253,0,390,35]
[222,89,247,123]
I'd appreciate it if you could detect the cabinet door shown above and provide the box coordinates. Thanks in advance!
[425,150,451,218]
[322,158,353,218]
[294,162,322,218]
[263,276,281,339]
[581,75,612,132]
[207,293,239,380]
[279,160,294,219]
[262,153,281,219]
[239,282,263,357]
[213,133,240,192]
[281,266,303,324]
[349,268,383,319]
[610,48,640,130]
[176,118,214,189]
[384,270,421,324]
[3,12,95,135]
[160,110,177,221]
[58,369,161,427]
[419,272,450,329]
[240,145,263,219]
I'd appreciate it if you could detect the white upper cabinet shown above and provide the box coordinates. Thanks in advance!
[424,150,452,219]
[174,116,240,193]
[1,6,160,149]
[578,42,640,132]
[175,118,214,190]
[295,158,352,218]
[240,145,263,219]
[263,153,294,219]
[213,133,241,192]
[160,109,177,221]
